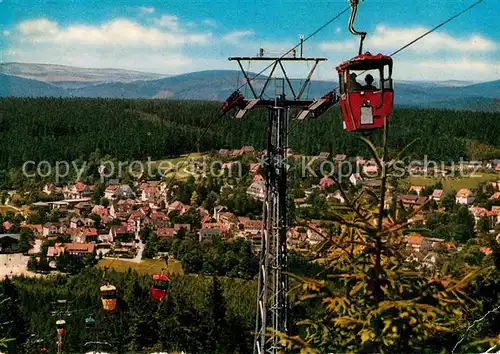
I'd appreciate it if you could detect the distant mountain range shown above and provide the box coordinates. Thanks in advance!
[0,62,498,112]
[0,62,168,88]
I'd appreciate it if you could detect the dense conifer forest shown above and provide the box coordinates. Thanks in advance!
[2,270,256,353]
[0,98,499,170]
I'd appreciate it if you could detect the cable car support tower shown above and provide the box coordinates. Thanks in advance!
[223,51,338,354]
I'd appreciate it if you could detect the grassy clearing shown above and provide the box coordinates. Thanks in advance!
[443,173,499,192]
[405,172,499,193]
[0,204,26,215]
[97,258,183,276]
[150,153,207,181]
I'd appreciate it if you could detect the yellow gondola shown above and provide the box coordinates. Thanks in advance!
[100,284,117,311]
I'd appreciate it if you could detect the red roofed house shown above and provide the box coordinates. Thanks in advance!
[253,174,264,183]
[362,161,379,175]
[444,242,457,252]
[480,247,493,256]
[168,201,187,214]
[199,208,212,223]
[72,228,98,243]
[150,211,168,228]
[104,185,118,200]
[151,211,168,221]
[397,195,428,208]
[240,146,255,155]
[109,225,133,242]
[47,243,95,257]
[431,189,444,202]
[141,186,160,201]
[64,182,93,199]
[405,235,447,253]
[249,163,260,174]
[287,227,308,246]
[155,227,177,238]
[47,244,65,258]
[2,221,14,231]
[127,211,144,234]
[406,234,425,252]
[63,243,95,255]
[408,185,425,195]
[217,212,237,226]
[238,217,262,236]
[469,207,496,230]
[156,228,176,238]
[202,222,229,234]
[22,224,43,236]
[319,176,336,190]
[109,202,133,219]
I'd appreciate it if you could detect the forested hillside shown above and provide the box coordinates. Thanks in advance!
[1,67,498,110]
[0,98,499,170]
[3,270,256,353]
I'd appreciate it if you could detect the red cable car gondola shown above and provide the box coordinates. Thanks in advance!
[336,0,394,132]
[150,272,170,301]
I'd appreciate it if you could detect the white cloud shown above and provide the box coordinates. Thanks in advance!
[320,25,497,54]
[138,6,155,15]
[335,27,341,34]
[4,17,219,75]
[5,17,498,81]
[387,58,499,81]
[418,58,498,74]
[154,14,180,32]
[2,30,10,36]
[18,19,59,39]
[15,17,210,47]
[223,30,255,44]
[202,19,217,28]
[317,25,499,81]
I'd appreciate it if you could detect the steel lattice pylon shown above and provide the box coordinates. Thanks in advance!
[254,97,289,354]
[225,55,333,354]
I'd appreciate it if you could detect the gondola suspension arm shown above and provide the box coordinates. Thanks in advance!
[348,0,367,55]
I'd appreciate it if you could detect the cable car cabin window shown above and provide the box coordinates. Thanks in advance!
[380,64,392,90]
[101,290,116,299]
[153,280,169,291]
[348,69,381,92]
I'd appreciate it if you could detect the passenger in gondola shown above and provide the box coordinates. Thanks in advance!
[363,74,377,90]
[349,73,362,91]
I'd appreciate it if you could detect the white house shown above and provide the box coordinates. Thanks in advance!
[349,173,363,186]
[455,189,475,205]
[247,180,266,201]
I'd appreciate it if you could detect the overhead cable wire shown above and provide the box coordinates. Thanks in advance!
[163,5,351,190]
[389,0,484,57]
[234,6,351,93]
[288,0,486,137]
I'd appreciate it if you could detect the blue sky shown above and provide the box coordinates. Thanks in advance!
[0,0,498,81]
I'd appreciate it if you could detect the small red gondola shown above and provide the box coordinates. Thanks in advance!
[335,53,393,132]
[150,273,170,301]
[336,0,394,132]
